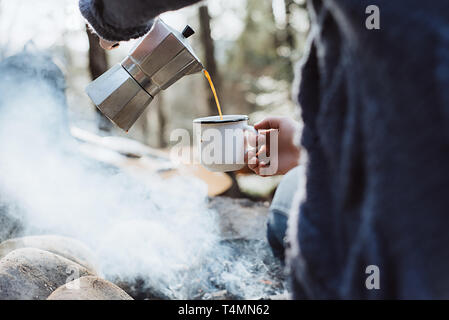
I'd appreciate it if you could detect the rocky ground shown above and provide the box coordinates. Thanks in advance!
[0,237,131,300]
[0,197,286,300]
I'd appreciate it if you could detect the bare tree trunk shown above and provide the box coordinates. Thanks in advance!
[269,0,282,50]
[86,25,108,80]
[283,0,296,81]
[284,0,296,50]
[85,25,111,132]
[156,94,166,148]
[198,5,222,115]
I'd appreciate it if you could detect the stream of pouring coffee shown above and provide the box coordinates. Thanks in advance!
[203,69,223,120]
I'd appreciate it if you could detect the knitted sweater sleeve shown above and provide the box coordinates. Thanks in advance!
[79,0,202,41]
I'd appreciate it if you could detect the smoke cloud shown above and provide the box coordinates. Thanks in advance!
[0,50,284,299]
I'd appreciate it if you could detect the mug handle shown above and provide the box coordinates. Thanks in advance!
[244,124,258,155]
[244,125,271,168]
[244,124,258,135]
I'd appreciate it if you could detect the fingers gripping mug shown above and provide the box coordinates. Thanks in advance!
[193,115,257,172]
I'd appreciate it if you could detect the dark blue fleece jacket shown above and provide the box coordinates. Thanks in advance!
[80,0,449,299]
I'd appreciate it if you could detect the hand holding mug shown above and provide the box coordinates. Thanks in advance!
[246,116,301,176]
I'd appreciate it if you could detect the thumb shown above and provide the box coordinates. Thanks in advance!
[254,117,281,130]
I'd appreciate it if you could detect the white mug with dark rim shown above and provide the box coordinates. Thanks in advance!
[193,115,257,172]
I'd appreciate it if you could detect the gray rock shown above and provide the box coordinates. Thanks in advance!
[0,235,99,275]
[48,276,133,300]
[208,197,269,240]
[0,248,93,300]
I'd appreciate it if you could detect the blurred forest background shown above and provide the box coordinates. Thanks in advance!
[0,0,310,197]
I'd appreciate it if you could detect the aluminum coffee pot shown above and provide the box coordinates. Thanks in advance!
[85,18,203,131]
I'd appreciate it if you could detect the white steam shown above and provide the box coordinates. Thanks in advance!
[0,54,284,299]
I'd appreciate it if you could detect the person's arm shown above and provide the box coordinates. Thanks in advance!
[79,0,202,43]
